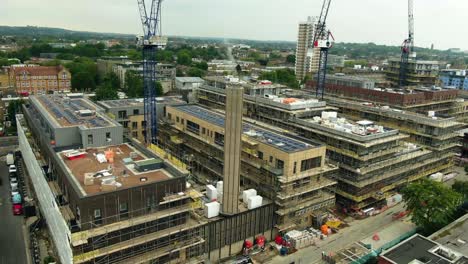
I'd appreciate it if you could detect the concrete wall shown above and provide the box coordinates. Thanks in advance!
[79,126,123,149]
[17,114,73,264]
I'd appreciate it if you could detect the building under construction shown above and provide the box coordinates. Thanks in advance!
[307,74,468,122]
[385,59,439,87]
[193,79,454,210]
[18,94,277,263]
[158,102,338,230]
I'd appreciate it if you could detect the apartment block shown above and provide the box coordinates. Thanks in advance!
[98,97,185,142]
[385,59,439,87]
[9,65,71,94]
[18,94,279,263]
[159,104,337,231]
[440,69,468,90]
[195,80,453,211]
[112,61,176,93]
[308,74,468,122]
[295,16,318,81]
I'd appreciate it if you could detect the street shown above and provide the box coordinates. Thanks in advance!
[0,163,28,264]
[268,203,406,264]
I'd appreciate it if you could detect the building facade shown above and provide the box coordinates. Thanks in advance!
[159,104,337,231]
[295,16,317,81]
[385,59,439,87]
[9,65,71,94]
[440,69,468,90]
[112,62,176,94]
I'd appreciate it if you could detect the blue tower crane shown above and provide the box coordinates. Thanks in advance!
[312,0,334,99]
[137,0,167,144]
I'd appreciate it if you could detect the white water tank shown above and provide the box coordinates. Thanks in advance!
[204,202,220,218]
[243,189,257,203]
[248,195,263,210]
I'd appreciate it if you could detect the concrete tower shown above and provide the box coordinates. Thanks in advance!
[295,16,318,82]
[222,85,244,215]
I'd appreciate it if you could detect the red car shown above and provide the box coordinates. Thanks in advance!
[12,204,23,215]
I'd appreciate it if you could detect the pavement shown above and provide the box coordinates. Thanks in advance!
[267,203,406,264]
[0,163,28,264]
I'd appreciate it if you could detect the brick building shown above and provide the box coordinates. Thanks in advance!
[9,65,71,94]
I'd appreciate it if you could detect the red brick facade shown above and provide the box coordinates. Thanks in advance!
[10,65,71,95]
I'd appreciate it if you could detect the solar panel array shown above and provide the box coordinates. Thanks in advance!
[39,96,110,128]
[175,105,311,153]
[102,99,143,108]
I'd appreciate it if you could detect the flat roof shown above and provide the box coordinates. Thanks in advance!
[172,104,317,153]
[58,144,172,196]
[33,95,117,129]
[99,98,144,108]
[381,234,468,264]
[431,213,468,256]
[175,77,205,83]
[382,235,451,264]
[99,96,185,109]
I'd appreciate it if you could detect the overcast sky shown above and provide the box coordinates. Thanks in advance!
[1,0,467,50]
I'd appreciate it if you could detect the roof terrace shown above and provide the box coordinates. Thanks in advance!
[57,143,173,197]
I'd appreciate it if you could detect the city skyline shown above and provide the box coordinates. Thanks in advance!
[1,0,467,50]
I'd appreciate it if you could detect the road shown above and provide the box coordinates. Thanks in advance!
[267,203,406,264]
[0,163,28,264]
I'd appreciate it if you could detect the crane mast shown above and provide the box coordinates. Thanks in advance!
[137,0,166,144]
[312,0,334,99]
[399,0,415,88]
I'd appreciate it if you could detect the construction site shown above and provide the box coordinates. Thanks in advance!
[193,78,456,211]
[12,0,466,263]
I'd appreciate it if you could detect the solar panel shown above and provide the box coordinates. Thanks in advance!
[175,105,311,152]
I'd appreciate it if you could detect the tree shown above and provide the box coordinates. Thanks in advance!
[260,69,299,89]
[7,100,25,127]
[95,83,118,101]
[452,181,468,201]
[195,61,208,71]
[155,81,164,96]
[286,54,296,64]
[187,67,205,78]
[236,64,242,76]
[177,50,192,66]
[124,71,143,98]
[103,72,120,89]
[71,72,96,91]
[402,179,462,234]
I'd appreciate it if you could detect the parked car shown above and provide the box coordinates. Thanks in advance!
[12,192,21,204]
[12,204,23,215]
[9,164,17,174]
[6,153,14,165]
[10,177,18,191]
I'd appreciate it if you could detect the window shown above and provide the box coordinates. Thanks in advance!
[123,121,129,128]
[132,122,138,129]
[181,119,185,125]
[187,120,200,135]
[276,159,284,170]
[202,127,206,134]
[119,202,128,218]
[214,132,224,146]
[118,110,127,119]
[87,134,93,145]
[133,109,139,115]
[167,113,172,120]
[258,151,263,160]
[93,209,102,225]
[176,116,180,123]
[132,131,138,138]
[269,156,273,163]
[106,132,111,142]
[300,157,322,172]
[293,161,297,174]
